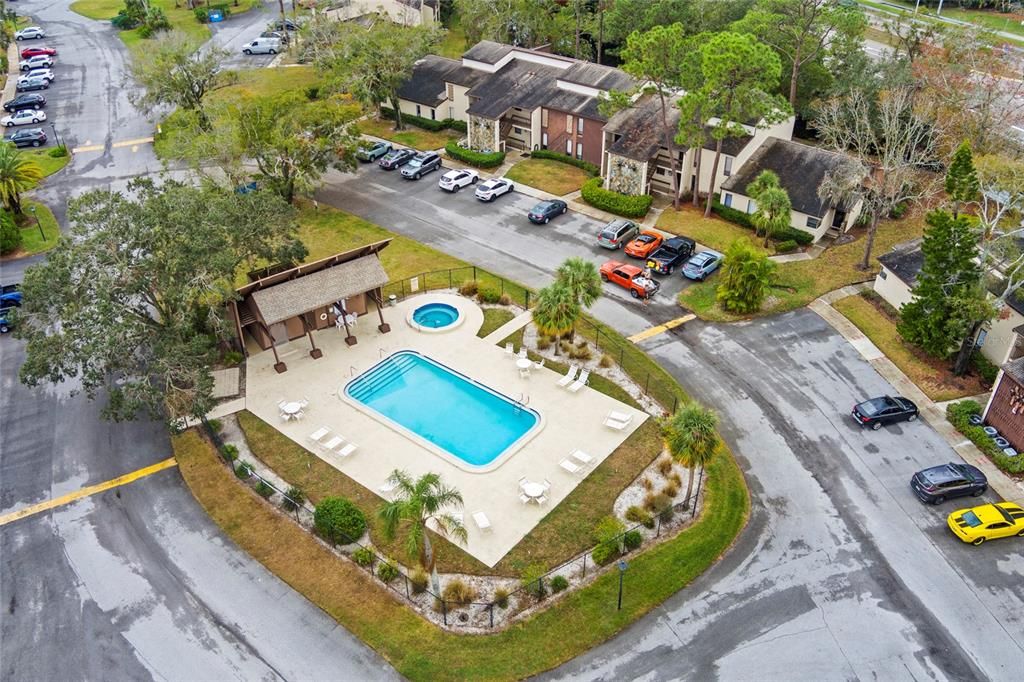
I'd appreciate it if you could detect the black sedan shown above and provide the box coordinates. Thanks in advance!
[3,93,45,113]
[527,199,567,224]
[910,463,987,505]
[378,147,416,170]
[646,236,696,275]
[852,395,919,430]
[5,128,46,147]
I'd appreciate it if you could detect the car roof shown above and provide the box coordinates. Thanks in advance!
[921,464,967,483]
[688,252,716,264]
[665,236,695,248]
[616,264,643,276]
[481,178,504,185]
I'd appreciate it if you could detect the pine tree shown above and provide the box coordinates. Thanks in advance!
[945,141,979,218]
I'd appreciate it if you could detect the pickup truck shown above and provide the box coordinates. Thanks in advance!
[600,260,660,299]
[646,236,696,275]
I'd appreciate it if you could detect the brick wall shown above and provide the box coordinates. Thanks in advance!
[986,372,1024,452]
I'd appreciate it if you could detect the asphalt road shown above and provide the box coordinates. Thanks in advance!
[321,165,1024,680]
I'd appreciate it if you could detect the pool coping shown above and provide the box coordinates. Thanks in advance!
[340,349,546,474]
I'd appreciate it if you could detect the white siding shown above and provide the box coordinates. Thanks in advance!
[979,307,1024,366]
[873,268,914,311]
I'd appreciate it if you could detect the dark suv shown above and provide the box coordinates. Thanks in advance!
[5,128,46,147]
[3,93,45,113]
[401,151,442,180]
[910,463,987,504]
[646,236,696,275]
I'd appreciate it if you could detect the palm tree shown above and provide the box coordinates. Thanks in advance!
[531,283,579,355]
[377,469,467,595]
[555,257,602,341]
[0,143,43,214]
[747,170,792,247]
[662,402,720,510]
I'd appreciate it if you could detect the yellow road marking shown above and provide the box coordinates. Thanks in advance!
[112,136,154,148]
[71,143,103,153]
[0,457,178,527]
[627,314,696,343]
[72,137,155,154]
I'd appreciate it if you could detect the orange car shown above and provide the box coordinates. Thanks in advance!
[623,231,664,259]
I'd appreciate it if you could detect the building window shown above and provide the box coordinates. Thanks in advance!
[446,83,453,100]
[513,127,523,135]
[576,142,583,159]
[879,269,887,280]
[659,167,669,176]
[723,193,733,207]
[542,108,548,127]
[566,114,572,134]
[566,138,572,155]
[806,216,821,229]
[747,199,757,214]
[449,106,454,119]
[577,117,584,134]
[723,157,733,176]
[542,132,548,149]
[416,104,421,117]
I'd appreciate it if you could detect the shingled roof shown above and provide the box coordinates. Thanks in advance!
[397,55,474,107]
[604,96,681,161]
[877,239,924,286]
[721,138,854,216]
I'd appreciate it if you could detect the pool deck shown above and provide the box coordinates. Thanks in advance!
[245,293,647,568]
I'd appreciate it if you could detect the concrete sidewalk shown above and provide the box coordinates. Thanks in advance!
[811,286,1024,505]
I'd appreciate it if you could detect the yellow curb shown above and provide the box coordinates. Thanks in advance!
[0,457,178,527]
[628,314,696,343]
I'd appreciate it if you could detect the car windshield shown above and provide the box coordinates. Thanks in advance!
[996,506,1015,524]
[961,511,982,527]
[407,158,424,167]
[534,203,552,212]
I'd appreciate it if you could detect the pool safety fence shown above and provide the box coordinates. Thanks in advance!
[201,418,705,631]
[383,266,532,311]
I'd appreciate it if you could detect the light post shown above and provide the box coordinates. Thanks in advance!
[616,559,628,611]
[49,122,62,153]
[29,204,43,241]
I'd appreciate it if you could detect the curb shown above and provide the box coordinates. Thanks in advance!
[810,291,1024,505]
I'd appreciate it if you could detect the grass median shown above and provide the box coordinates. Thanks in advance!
[357,117,461,152]
[657,205,771,255]
[504,158,592,197]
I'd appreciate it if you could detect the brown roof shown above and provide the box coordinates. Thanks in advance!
[251,255,388,325]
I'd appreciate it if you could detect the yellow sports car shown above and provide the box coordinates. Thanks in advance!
[947,502,1024,545]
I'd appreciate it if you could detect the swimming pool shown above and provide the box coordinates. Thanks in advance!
[408,302,461,332]
[345,351,539,468]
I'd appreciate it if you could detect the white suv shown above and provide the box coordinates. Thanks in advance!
[15,27,45,41]
[438,168,479,192]
[20,55,53,71]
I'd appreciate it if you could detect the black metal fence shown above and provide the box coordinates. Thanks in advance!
[382,266,532,311]
[201,418,705,629]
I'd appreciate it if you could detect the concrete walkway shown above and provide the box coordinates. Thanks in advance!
[481,308,533,345]
[810,286,1024,505]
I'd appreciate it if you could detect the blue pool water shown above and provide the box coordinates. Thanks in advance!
[345,351,538,466]
[412,302,459,329]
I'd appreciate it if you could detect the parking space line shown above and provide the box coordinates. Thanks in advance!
[0,457,178,527]
[627,314,696,343]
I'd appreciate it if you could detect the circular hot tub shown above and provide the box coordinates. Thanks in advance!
[408,302,463,332]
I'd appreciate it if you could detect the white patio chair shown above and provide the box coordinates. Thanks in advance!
[321,435,344,451]
[505,342,514,358]
[559,458,582,475]
[276,399,288,410]
[570,449,593,465]
[307,426,331,444]
[519,367,530,379]
[473,511,492,532]
[557,364,579,388]
[533,358,546,371]
[518,347,528,360]
[520,492,531,505]
[568,369,590,393]
[299,396,310,408]
[536,494,548,505]
[518,476,528,489]
[542,478,552,490]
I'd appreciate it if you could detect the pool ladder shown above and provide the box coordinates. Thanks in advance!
[514,394,530,414]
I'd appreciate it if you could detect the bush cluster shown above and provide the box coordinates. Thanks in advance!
[444,141,505,168]
[970,351,999,385]
[476,286,502,304]
[946,401,1024,474]
[442,578,478,604]
[255,480,274,499]
[219,444,239,462]
[282,486,305,512]
[550,575,569,593]
[379,107,466,133]
[528,149,599,176]
[520,563,547,599]
[580,177,652,218]
[775,240,798,253]
[458,279,479,297]
[313,497,367,545]
[493,587,510,608]
[409,568,429,594]
[234,460,254,479]
[625,505,655,529]
[623,530,643,551]
[377,560,400,583]
[711,196,814,245]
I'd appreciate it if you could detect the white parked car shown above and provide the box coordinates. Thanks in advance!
[475,177,515,201]
[242,38,281,55]
[438,168,479,192]
[15,27,45,41]
[20,55,53,71]
[3,109,47,127]
[19,68,54,84]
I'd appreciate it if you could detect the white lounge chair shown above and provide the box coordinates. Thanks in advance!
[570,449,593,465]
[321,435,344,451]
[505,342,514,357]
[557,364,579,388]
[568,369,590,393]
[335,441,357,457]
[604,410,632,430]
[473,511,492,532]
[308,426,331,444]
[559,458,582,475]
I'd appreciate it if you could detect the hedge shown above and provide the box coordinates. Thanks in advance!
[313,497,367,545]
[580,177,653,218]
[946,400,1024,474]
[380,106,466,133]
[444,141,506,168]
[711,196,814,246]
[528,149,599,176]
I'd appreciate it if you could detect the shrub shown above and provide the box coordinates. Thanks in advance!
[314,497,367,545]
[377,560,400,583]
[528,149,600,175]
[442,578,477,604]
[255,480,274,499]
[536,336,552,350]
[775,239,798,253]
[643,491,658,511]
[550,575,569,593]
[946,401,1024,474]
[662,480,680,498]
[521,563,547,599]
[623,530,643,551]
[458,279,480,296]
[444,141,505,168]
[625,505,655,529]
[592,515,626,546]
[581,177,652,218]
[222,350,243,366]
[193,8,209,22]
[493,586,510,608]
[559,340,572,354]
[207,418,223,434]
[352,547,374,567]
[669,471,682,487]
[599,353,614,368]
[889,202,908,219]
[591,542,618,566]
[409,568,429,594]
[971,352,998,385]
[641,477,654,491]
[498,293,512,306]
[282,486,305,511]
[657,456,674,477]
[48,146,68,158]
[234,460,253,479]
[659,504,675,523]
[476,287,501,304]
[711,196,813,245]
[305,85,320,101]
[219,443,239,462]
[569,345,593,361]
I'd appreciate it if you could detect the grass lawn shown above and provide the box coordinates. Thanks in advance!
[71,0,213,54]
[437,13,467,59]
[4,200,60,258]
[476,307,515,338]
[658,205,771,255]
[357,116,459,151]
[504,158,592,197]
[174,412,748,681]
[680,214,926,321]
[833,292,986,402]
[23,149,71,180]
